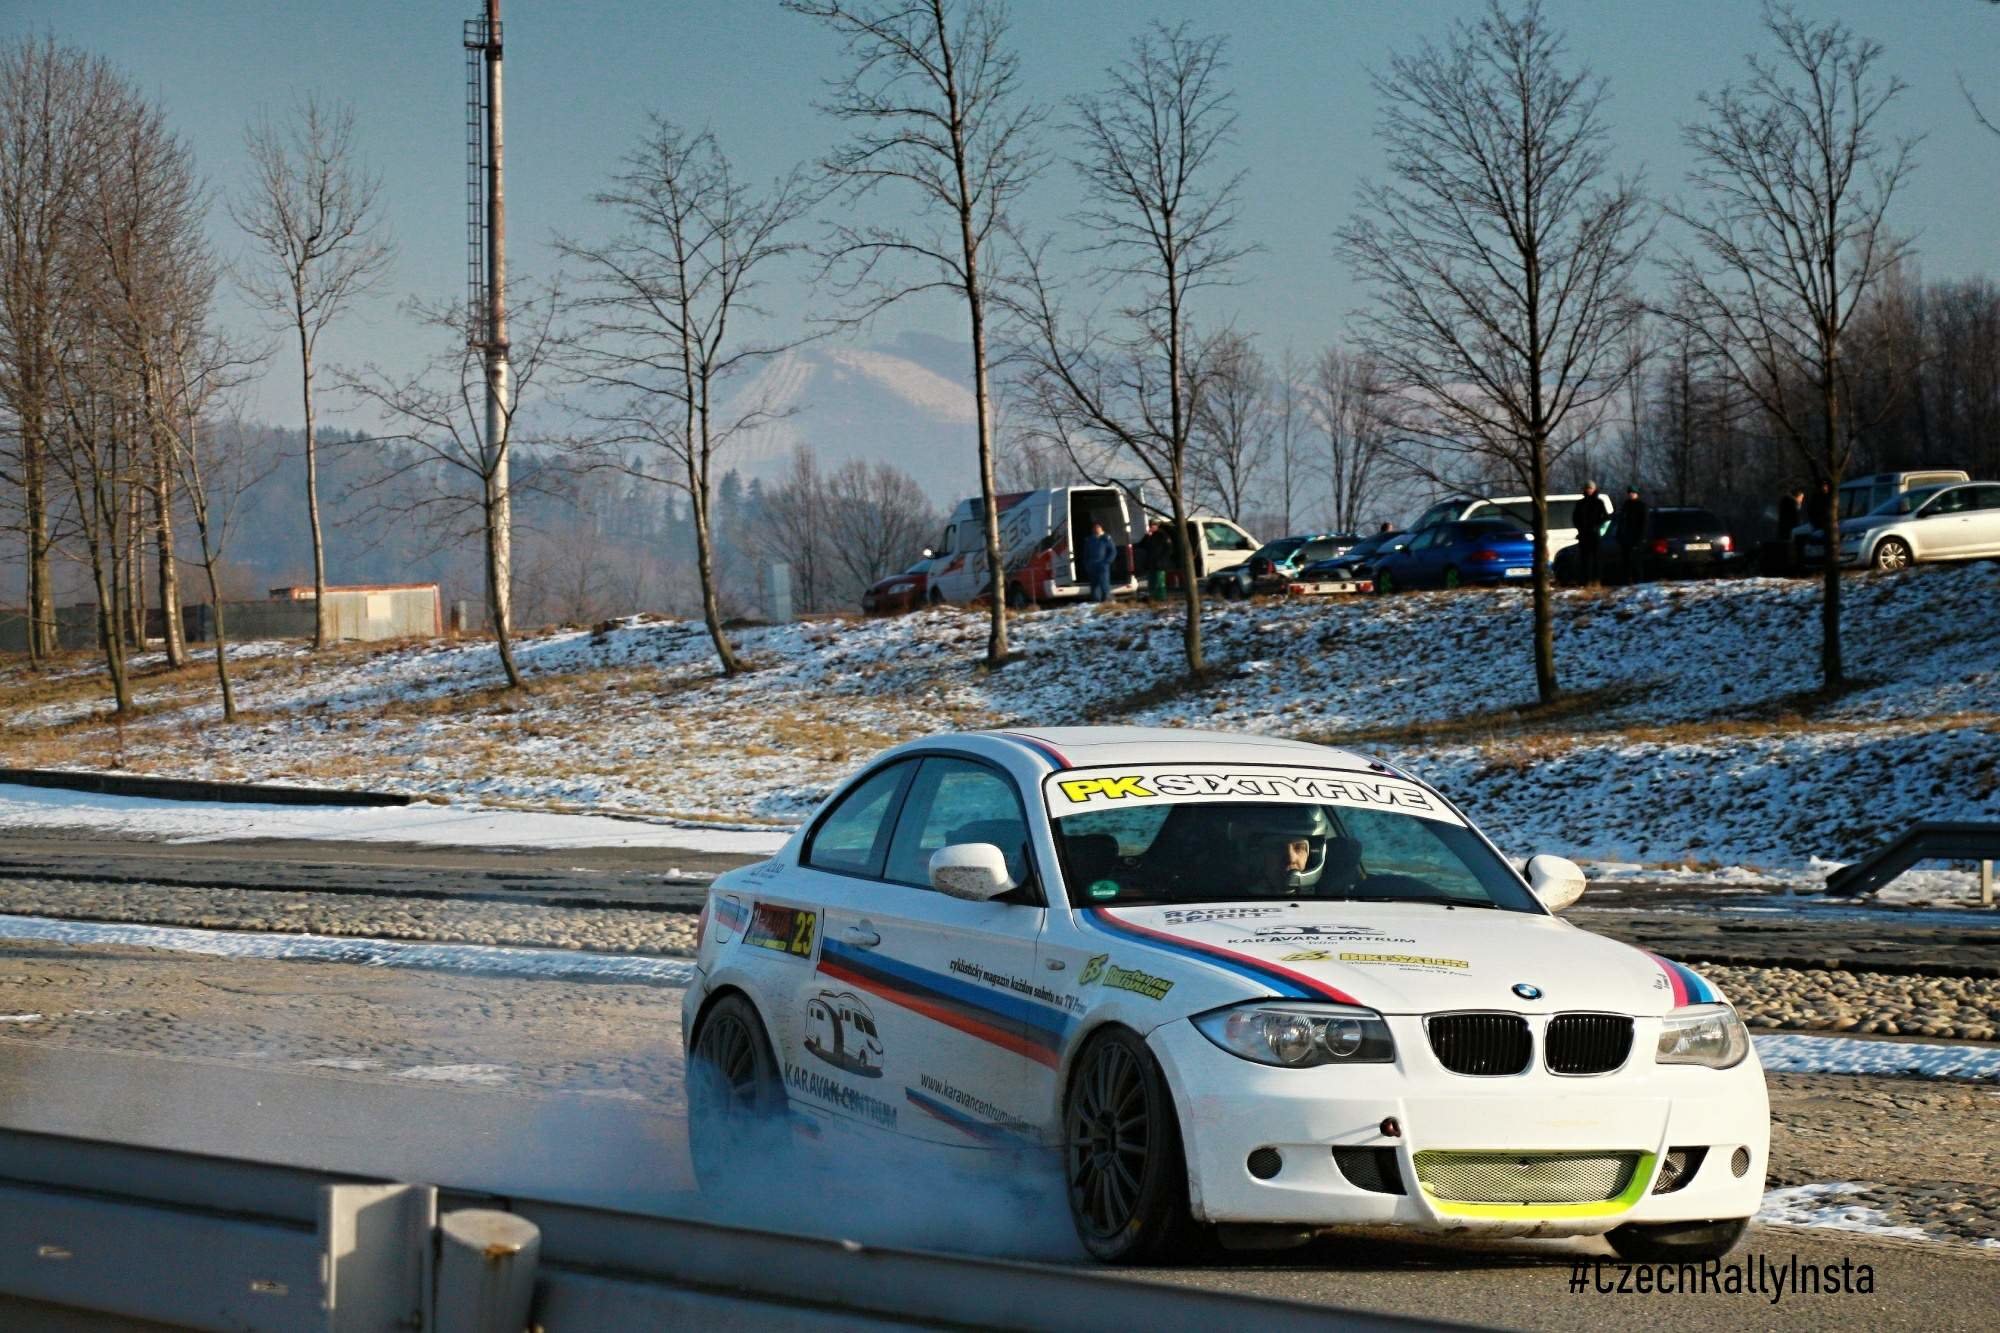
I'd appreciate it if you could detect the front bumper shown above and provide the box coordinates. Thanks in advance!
[1149,1014,1769,1236]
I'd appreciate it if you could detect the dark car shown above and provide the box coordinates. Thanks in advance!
[1373,519,1535,593]
[860,558,935,614]
[1555,506,1735,585]
[1209,532,1360,599]
[1298,528,1407,581]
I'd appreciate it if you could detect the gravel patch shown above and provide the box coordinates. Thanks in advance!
[1705,962,2000,1043]
[4,879,1999,1049]
[0,877,698,956]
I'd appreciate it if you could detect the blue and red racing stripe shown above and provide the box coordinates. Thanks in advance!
[903,1087,1039,1147]
[998,731,1070,770]
[818,938,1076,1068]
[1645,951,1720,1006]
[1082,908,1363,1006]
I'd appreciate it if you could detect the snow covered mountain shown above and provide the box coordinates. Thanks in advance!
[720,331,983,501]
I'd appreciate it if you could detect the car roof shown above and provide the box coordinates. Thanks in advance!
[965,726,1382,775]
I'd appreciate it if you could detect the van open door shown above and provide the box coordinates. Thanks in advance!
[1065,486,1134,587]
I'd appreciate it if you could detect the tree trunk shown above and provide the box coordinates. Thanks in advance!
[153,440,185,668]
[689,479,741,675]
[90,484,131,715]
[123,482,144,649]
[23,406,54,664]
[1530,439,1558,705]
[485,483,520,689]
[300,323,328,649]
[968,281,1010,659]
[1170,489,1205,676]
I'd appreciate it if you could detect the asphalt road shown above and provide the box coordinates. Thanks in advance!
[3,923,1995,1331]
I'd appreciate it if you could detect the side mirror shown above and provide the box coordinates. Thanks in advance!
[929,843,1018,901]
[1526,854,1587,913]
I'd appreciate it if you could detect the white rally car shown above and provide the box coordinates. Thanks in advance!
[682,728,1768,1263]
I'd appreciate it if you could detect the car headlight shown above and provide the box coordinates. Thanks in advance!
[1655,1004,1749,1069]
[1192,1002,1395,1067]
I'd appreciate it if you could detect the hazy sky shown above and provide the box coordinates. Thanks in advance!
[9,1,1999,427]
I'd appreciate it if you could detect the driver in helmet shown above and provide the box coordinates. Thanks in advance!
[1231,804,1334,897]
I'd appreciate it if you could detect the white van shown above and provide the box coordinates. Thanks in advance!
[925,484,1145,607]
[1835,470,1970,525]
[1410,493,1588,560]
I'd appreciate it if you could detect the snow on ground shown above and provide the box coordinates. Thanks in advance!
[1754,1033,2000,1081]
[0,784,791,855]
[1756,1182,1941,1245]
[4,561,1995,879]
[0,914,701,986]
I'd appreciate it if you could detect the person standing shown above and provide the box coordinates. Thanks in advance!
[1775,486,1802,541]
[1573,481,1611,586]
[1081,520,1116,603]
[1141,520,1171,601]
[1776,486,1805,574]
[1617,486,1649,584]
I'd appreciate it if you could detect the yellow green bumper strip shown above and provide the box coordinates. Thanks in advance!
[1414,1150,1658,1220]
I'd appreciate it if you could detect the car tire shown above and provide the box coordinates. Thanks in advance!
[928,587,945,606]
[1063,1028,1197,1264]
[687,993,788,1192]
[1442,567,1462,590]
[1006,583,1031,609]
[1871,537,1912,572]
[1605,1217,1749,1263]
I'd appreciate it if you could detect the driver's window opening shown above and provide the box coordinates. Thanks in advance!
[1054,800,1535,912]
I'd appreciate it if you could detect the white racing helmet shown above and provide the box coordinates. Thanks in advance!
[1228,804,1333,892]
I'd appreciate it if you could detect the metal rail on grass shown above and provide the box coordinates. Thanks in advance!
[0,1128,1450,1332]
[1823,821,1999,905]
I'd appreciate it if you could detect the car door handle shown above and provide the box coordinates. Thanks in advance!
[841,926,881,948]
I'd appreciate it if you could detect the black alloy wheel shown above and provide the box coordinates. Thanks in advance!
[1064,1029,1195,1263]
[687,994,786,1190]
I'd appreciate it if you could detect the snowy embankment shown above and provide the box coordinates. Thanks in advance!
[0,783,788,854]
[2,561,1995,879]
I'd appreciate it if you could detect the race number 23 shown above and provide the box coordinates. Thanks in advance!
[746,903,818,959]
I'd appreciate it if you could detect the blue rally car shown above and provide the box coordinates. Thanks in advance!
[1373,519,1537,593]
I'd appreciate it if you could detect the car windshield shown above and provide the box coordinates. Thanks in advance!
[1868,485,1945,518]
[1459,518,1529,539]
[1255,538,1305,562]
[1045,769,1541,913]
[901,559,931,575]
[1650,509,1722,536]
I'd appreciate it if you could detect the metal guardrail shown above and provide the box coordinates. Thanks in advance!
[0,767,415,807]
[0,1128,1454,1332]
[1823,821,1999,904]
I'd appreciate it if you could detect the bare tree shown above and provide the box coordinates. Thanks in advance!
[823,457,939,601]
[1310,344,1395,534]
[559,118,810,675]
[1339,0,1649,704]
[786,0,1042,664]
[1187,327,1271,522]
[1269,346,1306,533]
[70,76,220,674]
[760,445,830,612]
[231,96,392,650]
[1667,3,1916,689]
[1012,22,1249,676]
[165,349,270,721]
[0,37,118,664]
[339,285,565,689]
